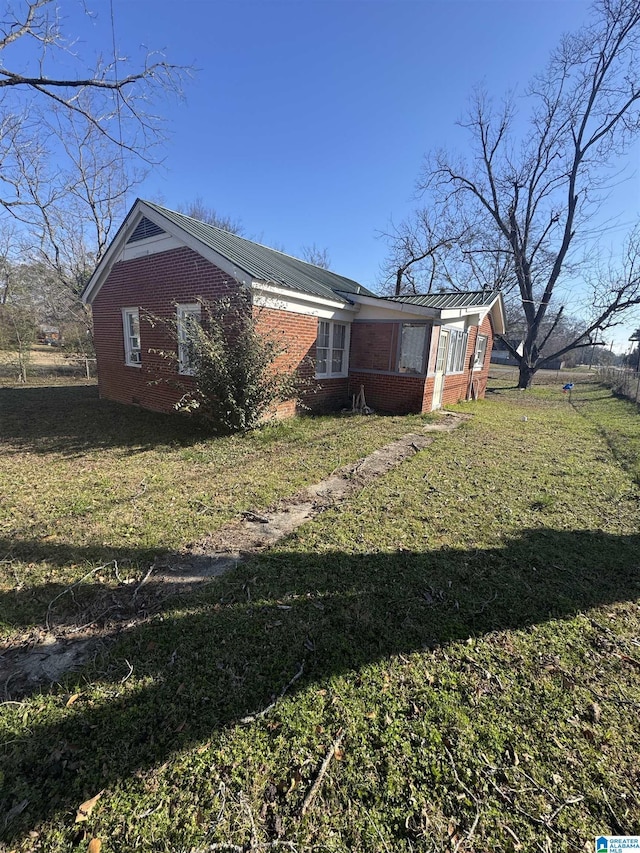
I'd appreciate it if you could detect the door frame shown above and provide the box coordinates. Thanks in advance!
[432,329,449,410]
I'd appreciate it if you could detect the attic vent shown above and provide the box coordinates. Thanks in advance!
[127,216,165,243]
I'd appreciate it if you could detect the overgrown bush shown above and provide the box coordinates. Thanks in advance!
[155,298,308,432]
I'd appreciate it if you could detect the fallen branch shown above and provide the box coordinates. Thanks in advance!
[453,808,481,853]
[300,728,345,818]
[132,566,154,603]
[443,744,482,851]
[45,560,118,630]
[600,785,628,835]
[240,661,305,724]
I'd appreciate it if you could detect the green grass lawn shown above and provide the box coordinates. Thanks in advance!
[1,380,639,852]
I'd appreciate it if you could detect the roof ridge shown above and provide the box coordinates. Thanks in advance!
[141,198,347,278]
[138,198,373,302]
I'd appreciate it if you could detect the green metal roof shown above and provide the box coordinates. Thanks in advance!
[142,200,375,304]
[380,291,500,310]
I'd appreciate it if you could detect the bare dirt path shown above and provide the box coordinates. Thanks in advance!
[0,413,469,699]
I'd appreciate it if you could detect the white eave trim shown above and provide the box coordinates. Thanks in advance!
[339,292,439,318]
[252,280,354,311]
[440,307,481,320]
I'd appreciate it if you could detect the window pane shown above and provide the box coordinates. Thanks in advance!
[318,321,330,349]
[331,348,344,374]
[124,309,141,365]
[316,348,328,374]
[459,332,469,370]
[474,335,488,368]
[446,331,457,373]
[177,305,201,373]
[446,330,468,373]
[453,333,462,371]
[399,324,427,374]
[316,321,348,376]
[435,332,448,372]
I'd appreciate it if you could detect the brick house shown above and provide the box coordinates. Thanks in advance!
[82,199,505,417]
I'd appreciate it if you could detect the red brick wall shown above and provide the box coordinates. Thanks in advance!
[253,306,350,413]
[348,371,426,414]
[93,248,496,419]
[92,247,239,413]
[348,314,495,414]
[93,255,350,417]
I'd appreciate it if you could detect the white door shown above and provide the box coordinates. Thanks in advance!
[432,329,449,410]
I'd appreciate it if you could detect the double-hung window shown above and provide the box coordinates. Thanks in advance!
[474,334,488,370]
[398,323,429,374]
[122,307,141,366]
[446,329,468,373]
[316,320,348,377]
[177,303,202,375]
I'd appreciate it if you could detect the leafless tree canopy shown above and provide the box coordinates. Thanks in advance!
[385,0,640,386]
[177,198,245,235]
[0,0,188,347]
[300,243,331,269]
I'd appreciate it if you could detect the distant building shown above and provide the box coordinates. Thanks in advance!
[490,338,522,366]
[38,326,61,346]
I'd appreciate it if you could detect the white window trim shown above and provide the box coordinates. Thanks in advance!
[315,320,350,379]
[122,307,141,367]
[176,303,202,375]
[473,334,489,370]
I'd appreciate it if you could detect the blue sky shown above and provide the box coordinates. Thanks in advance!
[74,1,640,349]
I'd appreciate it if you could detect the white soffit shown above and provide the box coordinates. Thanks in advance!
[346,293,438,319]
[252,281,356,321]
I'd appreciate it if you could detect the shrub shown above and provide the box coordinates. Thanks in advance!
[158,298,307,432]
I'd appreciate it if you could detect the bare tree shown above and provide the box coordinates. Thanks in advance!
[0,0,185,213]
[177,197,244,235]
[300,243,331,269]
[378,204,493,295]
[407,0,640,387]
[0,1,188,354]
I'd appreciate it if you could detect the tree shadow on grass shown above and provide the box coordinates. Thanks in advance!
[0,385,210,456]
[1,526,639,841]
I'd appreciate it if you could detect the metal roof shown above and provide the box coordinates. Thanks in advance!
[142,200,375,304]
[380,291,500,310]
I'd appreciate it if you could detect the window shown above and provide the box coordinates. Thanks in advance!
[122,308,141,366]
[446,329,468,373]
[316,320,348,377]
[474,334,488,370]
[399,323,429,374]
[177,303,202,375]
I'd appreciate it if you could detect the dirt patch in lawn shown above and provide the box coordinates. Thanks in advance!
[1,413,468,698]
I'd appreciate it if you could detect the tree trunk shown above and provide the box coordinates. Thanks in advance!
[518,361,535,389]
